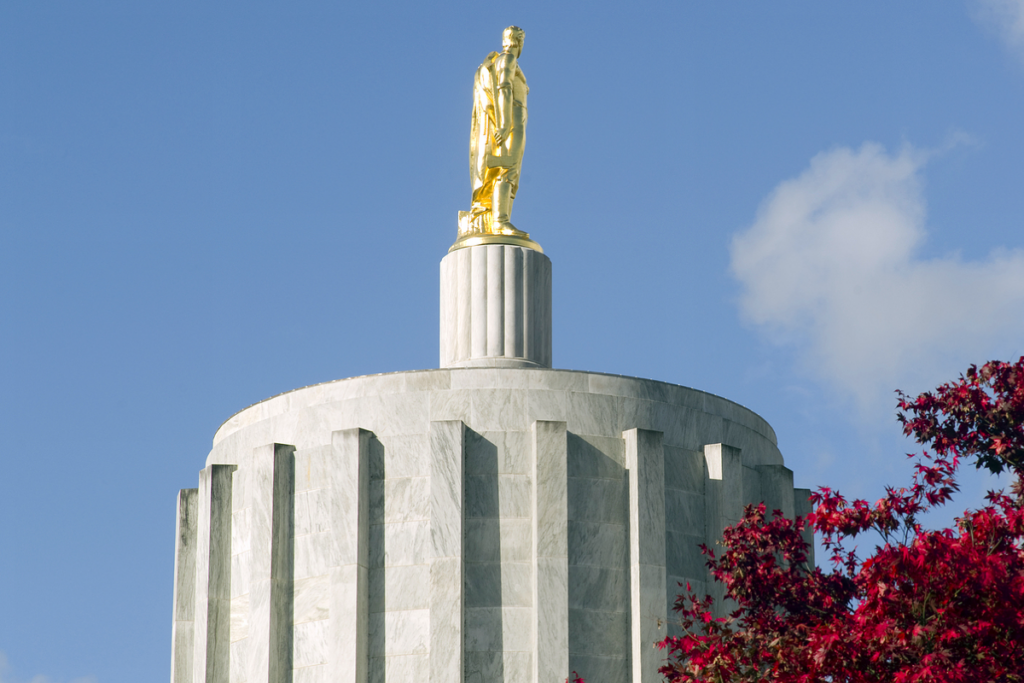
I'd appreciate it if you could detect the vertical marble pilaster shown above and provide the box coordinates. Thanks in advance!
[532,420,568,683]
[756,464,795,520]
[487,246,504,357]
[703,444,744,537]
[328,429,371,683]
[793,488,815,568]
[429,420,466,683]
[171,488,198,683]
[247,443,295,683]
[624,429,667,683]
[703,443,743,616]
[193,465,236,683]
[457,242,473,362]
[471,244,488,359]
[504,245,524,358]
[527,248,552,369]
[440,251,452,365]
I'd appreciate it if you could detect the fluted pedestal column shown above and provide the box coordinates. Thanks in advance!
[439,244,552,368]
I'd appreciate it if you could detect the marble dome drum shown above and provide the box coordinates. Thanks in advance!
[169,244,811,683]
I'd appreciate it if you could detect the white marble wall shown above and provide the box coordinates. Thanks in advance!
[367,428,432,683]
[663,445,708,636]
[175,368,809,683]
[703,443,743,617]
[700,445,799,619]
[463,428,535,683]
[566,433,630,683]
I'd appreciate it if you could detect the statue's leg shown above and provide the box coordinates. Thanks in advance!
[507,107,526,199]
[492,178,515,233]
[490,109,527,236]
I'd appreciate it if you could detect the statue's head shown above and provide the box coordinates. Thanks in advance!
[502,26,525,57]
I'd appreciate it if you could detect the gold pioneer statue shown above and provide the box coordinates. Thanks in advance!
[453,26,542,252]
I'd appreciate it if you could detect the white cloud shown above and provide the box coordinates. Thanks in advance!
[0,653,96,683]
[730,142,1024,410]
[973,0,1024,64]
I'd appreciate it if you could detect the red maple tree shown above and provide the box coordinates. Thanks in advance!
[658,358,1024,682]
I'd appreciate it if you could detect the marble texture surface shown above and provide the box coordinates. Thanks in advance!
[171,488,198,683]
[429,421,465,683]
[465,650,532,683]
[565,427,630,679]
[703,443,743,616]
[440,245,552,369]
[794,487,815,567]
[329,429,370,683]
[175,366,809,682]
[533,421,569,683]
[211,369,779,456]
[625,429,668,683]
[194,465,235,683]
[246,444,294,683]
[756,464,795,520]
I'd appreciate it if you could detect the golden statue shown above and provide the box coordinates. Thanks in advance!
[452,26,542,253]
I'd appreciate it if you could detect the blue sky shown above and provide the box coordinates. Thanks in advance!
[2,2,1023,681]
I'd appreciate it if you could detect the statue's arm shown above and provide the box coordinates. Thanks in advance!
[493,53,516,146]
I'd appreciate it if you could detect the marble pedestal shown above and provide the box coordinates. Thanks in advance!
[440,245,552,369]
